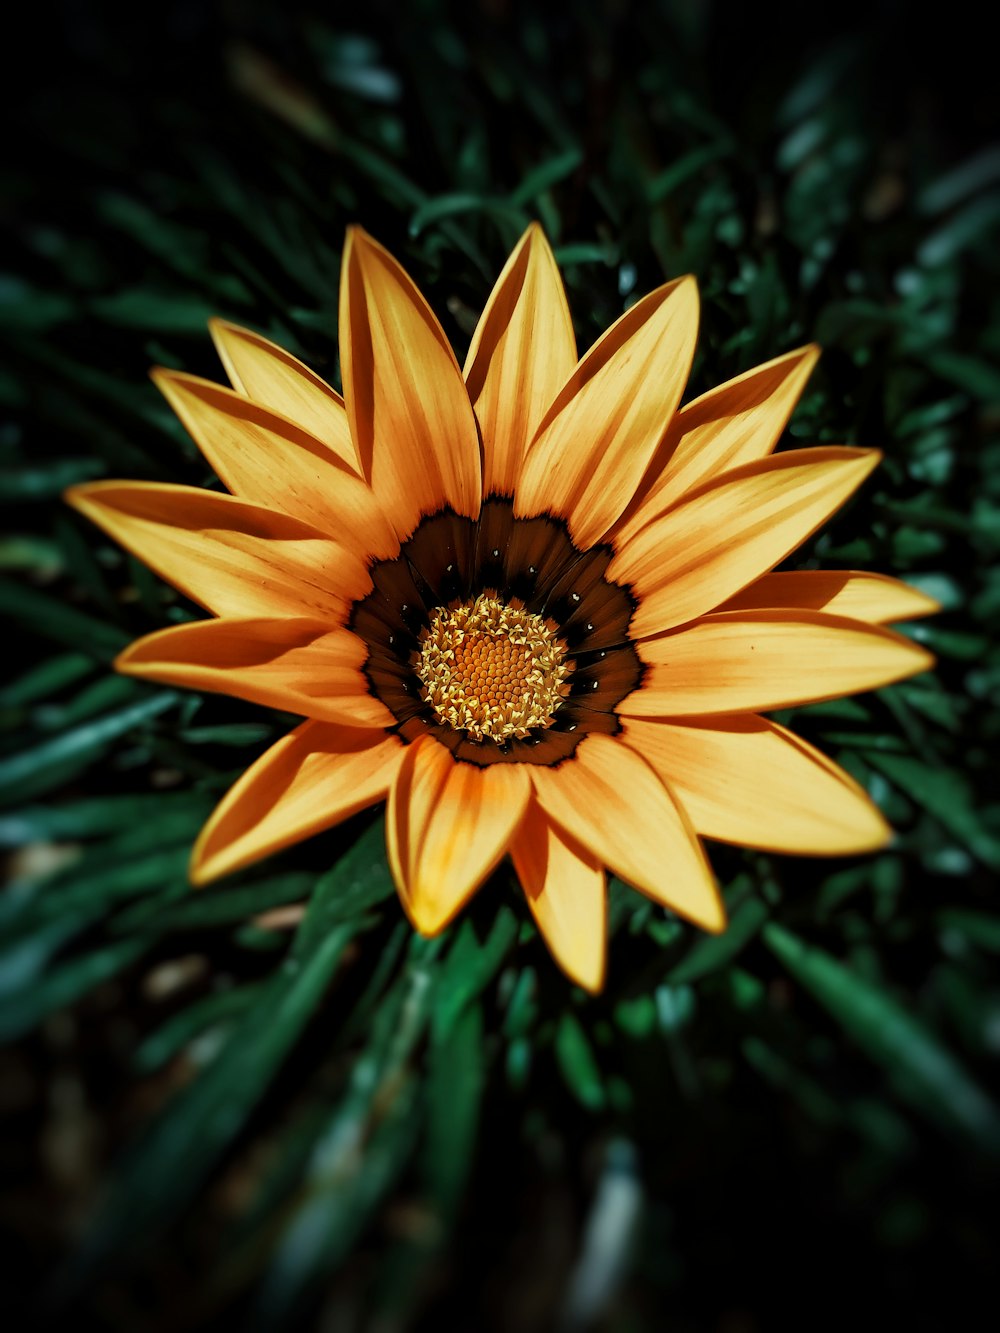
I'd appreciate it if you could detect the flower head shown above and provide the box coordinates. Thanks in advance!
[67,225,936,990]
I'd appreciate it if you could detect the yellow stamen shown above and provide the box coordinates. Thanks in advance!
[415,593,572,742]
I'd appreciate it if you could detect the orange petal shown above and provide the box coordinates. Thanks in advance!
[464,223,576,496]
[117,618,394,727]
[718,570,941,623]
[515,275,699,548]
[191,722,404,883]
[616,345,820,543]
[386,736,531,935]
[152,370,397,560]
[624,609,934,715]
[208,319,362,473]
[529,733,724,931]
[622,715,891,854]
[339,228,482,539]
[511,799,606,992]
[610,447,881,638]
[66,481,369,620]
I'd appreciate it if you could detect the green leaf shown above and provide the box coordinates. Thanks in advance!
[742,1036,842,1127]
[0,935,149,1041]
[64,818,417,1280]
[423,999,485,1221]
[33,674,145,733]
[432,904,518,1042]
[917,193,1000,267]
[918,145,1000,213]
[0,577,128,659]
[665,893,769,985]
[0,789,213,848]
[0,914,96,999]
[177,723,275,746]
[0,690,179,806]
[921,349,1000,403]
[555,1012,605,1112]
[865,752,1000,869]
[134,983,266,1073]
[0,275,76,330]
[0,652,95,710]
[0,458,104,501]
[291,817,396,952]
[336,920,410,1045]
[115,872,313,933]
[509,147,584,207]
[65,916,363,1283]
[409,193,529,239]
[254,1074,422,1330]
[2,845,192,951]
[645,140,732,204]
[250,957,435,1327]
[764,923,1000,1154]
[937,909,1000,954]
[91,289,222,333]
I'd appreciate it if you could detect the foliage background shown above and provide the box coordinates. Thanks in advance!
[3,1,998,1328]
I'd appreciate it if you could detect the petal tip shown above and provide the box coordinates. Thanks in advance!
[787,342,822,377]
[687,877,728,935]
[669,272,700,306]
[149,364,179,394]
[112,644,139,673]
[572,955,607,995]
[406,896,453,938]
[908,589,943,619]
[702,902,728,935]
[207,316,244,354]
[671,274,701,334]
[63,480,103,513]
[523,220,557,257]
[346,224,376,255]
[188,849,218,889]
[870,820,895,853]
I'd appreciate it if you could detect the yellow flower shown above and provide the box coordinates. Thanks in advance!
[67,225,936,991]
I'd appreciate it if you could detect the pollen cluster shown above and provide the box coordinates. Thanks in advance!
[415,593,572,742]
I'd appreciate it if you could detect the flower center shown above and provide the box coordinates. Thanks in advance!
[415,593,572,742]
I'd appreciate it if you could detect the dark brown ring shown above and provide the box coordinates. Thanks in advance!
[349,496,644,768]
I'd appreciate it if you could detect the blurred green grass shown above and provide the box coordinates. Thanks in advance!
[2,2,999,1330]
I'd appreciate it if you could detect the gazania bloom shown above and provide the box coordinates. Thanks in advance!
[68,225,936,990]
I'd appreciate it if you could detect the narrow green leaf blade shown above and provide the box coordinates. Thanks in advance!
[764,922,1000,1154]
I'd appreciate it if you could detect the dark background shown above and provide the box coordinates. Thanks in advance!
[2,2,998,1330]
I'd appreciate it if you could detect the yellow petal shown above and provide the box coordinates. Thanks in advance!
[625,609,934,716]
[152,370,397,560]
[339,227,482,539]
[610,447,881,638]
[623,715,891,854]
[515,275,699,548]
[464,223,576,496]
[386,736,531,935]
[208,319,362,473]
[529,733,724,931]
[511,799,606,992]
[117,618,394,727]
[65,481,368,620]
[192,722,404,883]
[615,345,820,543]
[719,570,941,623]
